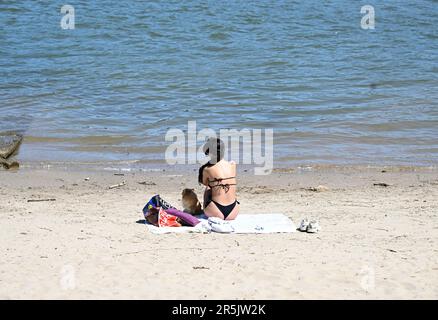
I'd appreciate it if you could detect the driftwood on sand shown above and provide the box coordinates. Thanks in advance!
[109,181,126,189]
[0,132,23,170]
[0,159,19,170]
[0,132,23,159]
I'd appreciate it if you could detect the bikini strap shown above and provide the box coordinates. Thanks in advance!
[207,177,236,192]
[208,176,235,183]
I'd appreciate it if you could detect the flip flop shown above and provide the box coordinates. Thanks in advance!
[306,220,321,233]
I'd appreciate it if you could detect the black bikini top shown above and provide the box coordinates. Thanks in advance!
[207,176,236,193]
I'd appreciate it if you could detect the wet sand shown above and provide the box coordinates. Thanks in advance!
[0,165,437,299]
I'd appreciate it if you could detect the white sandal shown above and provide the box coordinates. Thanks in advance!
[298,218,309,232]
[306,220,321,233]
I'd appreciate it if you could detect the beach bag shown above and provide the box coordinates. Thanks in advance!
[143,195,177,227]
[143,194,175,213]
[144,204,182,227]
[158,207,181,227]
[142,195,200,227]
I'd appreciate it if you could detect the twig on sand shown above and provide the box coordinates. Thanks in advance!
[27,198,56,202]
[193,266,210,270]
[109,181,126,189]
[373,183,390,187]
[38,227,53,232]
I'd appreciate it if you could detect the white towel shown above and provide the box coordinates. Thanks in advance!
[144,214,296,234]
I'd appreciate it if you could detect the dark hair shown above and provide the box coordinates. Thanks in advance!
[198,161,213,184]
[198,138,225,184]
[202,138,225,162]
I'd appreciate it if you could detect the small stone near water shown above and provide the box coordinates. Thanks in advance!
[305,185,330,192]
[138,181,156,186]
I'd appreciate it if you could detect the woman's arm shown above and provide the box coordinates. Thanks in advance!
[202,168,210,186]
[198,162,211,186]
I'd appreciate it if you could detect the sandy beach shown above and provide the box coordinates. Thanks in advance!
[1,0,437,304]
[0,164,437,299]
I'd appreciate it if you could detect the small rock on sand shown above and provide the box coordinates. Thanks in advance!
[305,185,330,192]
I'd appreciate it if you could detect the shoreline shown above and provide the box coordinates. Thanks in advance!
[14,159,438,173]
[1,164,437,299]
[14,138,438,170]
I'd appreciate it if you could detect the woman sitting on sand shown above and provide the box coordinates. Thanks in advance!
[198,138,240,220]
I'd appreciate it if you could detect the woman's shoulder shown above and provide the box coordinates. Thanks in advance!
[224,160,237,174]
[217,160,236,170]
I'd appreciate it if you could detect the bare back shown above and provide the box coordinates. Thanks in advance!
[203,160,237,205]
